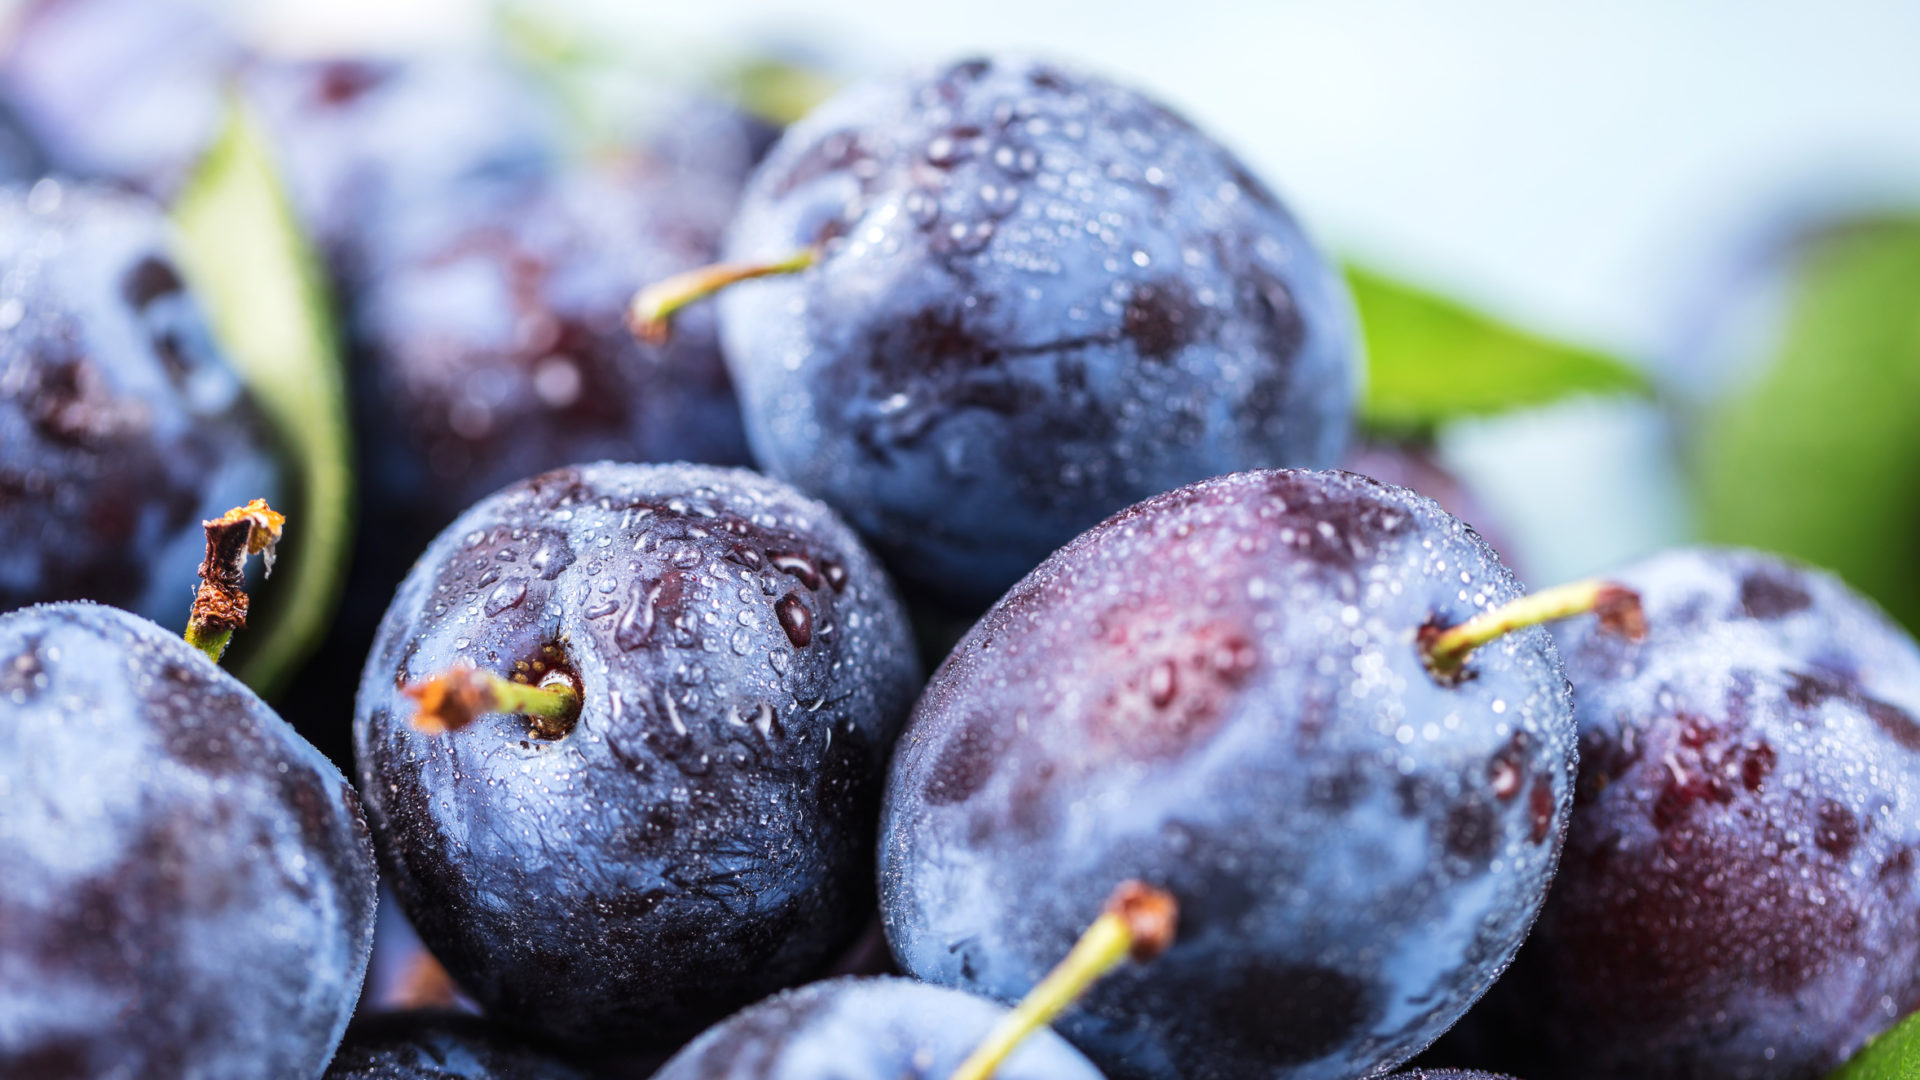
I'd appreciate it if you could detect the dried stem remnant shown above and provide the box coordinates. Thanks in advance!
[403,664,580,739]
[185,498,285,664]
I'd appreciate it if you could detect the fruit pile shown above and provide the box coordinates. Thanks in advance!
[5,4,1919,1079]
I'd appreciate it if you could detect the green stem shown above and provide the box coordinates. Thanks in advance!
[627,247,818,344]
[949,883,1177,1080]
[1421,578,1644,682]
[185,625,234,665]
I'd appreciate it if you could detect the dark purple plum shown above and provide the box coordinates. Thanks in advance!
[355,462,921,1050]
[0,601,376,1077]
[650,977,1104,1080]
[713,55,1357,604]
[322,1012,583,1080]
[0,180,282,624]
[1489,547,1920,1079]
[350,149,755,559]
[240,54,565,282]
[880,470,1579,1080]
[0,0,237,194]
[299,109,764,763]
[1390,1073,1521,1080]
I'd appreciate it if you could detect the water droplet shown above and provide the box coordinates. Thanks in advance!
[992,143,1039,176]
[615,580,659,651]
[1148,659,1178,707]
[979,183,1021,218]
[775,593,813,648]
[820,558,848,593]
[905,189,940,227]
[530,538,574,580]
[484,579,527,616]
[769,551,822,590]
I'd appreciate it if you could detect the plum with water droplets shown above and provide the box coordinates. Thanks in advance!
[0,601,376,1077]
[711,55,1357,604]
[880,469,1584,1080]
[0,180,282,623]
[355,462,920,1050]
[1475,547,1920,1080]
[649,976,1105,1080]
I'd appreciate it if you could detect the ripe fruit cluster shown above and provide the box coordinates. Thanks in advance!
[5,7,1919,1080]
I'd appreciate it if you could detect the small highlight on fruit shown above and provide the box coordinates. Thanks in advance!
[403,663,581,739]
[1419,579,1645,684]
[184,498,286,665]
[626,247,818,344]
[947,881,1178,1080]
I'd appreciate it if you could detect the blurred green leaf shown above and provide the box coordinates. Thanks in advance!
[723,56,837,126]
[1830,1010,1920,1080]
[172,99,352,698]
[1695,217,1920,633]
[1349,263,1651,431]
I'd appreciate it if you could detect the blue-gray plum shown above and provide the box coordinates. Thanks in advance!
[650,977,1105,1080]
[322,1012,584,1080]
[880,469,1581,1080]
[1486,547,1920,1079]
[0,601,376,1077]
[355,462,921,1050]
[0,180,281,623]
[714,55,1357,604]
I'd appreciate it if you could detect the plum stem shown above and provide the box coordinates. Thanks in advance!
[184,498,285,665]
[626,247,818,344]
[1420,578,1645,683]
[948,882,1177,1080]
[403,664,580,738]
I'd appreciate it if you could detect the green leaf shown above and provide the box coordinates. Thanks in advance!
[172,99,352,698]
[1830,1010,1920,1080]
[1695,216,1920,634]
[1349,263,1651,431]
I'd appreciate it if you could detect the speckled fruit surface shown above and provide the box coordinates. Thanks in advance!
[650,976,1105,1080]
[720,55,1357,605]
[0,180,281,624]
[1504,547,1920,1079]
[356,462,921,1049]
[880,469,1575,1080]
[0,601,376,1078]
[322,1011,585,1080]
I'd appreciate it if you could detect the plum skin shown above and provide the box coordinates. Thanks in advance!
[879,469,1576,1080]
[0,180,282,624]
[355,462,922,1050]
[720,55,1357,605]
[0,601,376,1079]
[650,976,1103,1080]
[322,1011,585,1080]
[1490,546,1920,1080]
